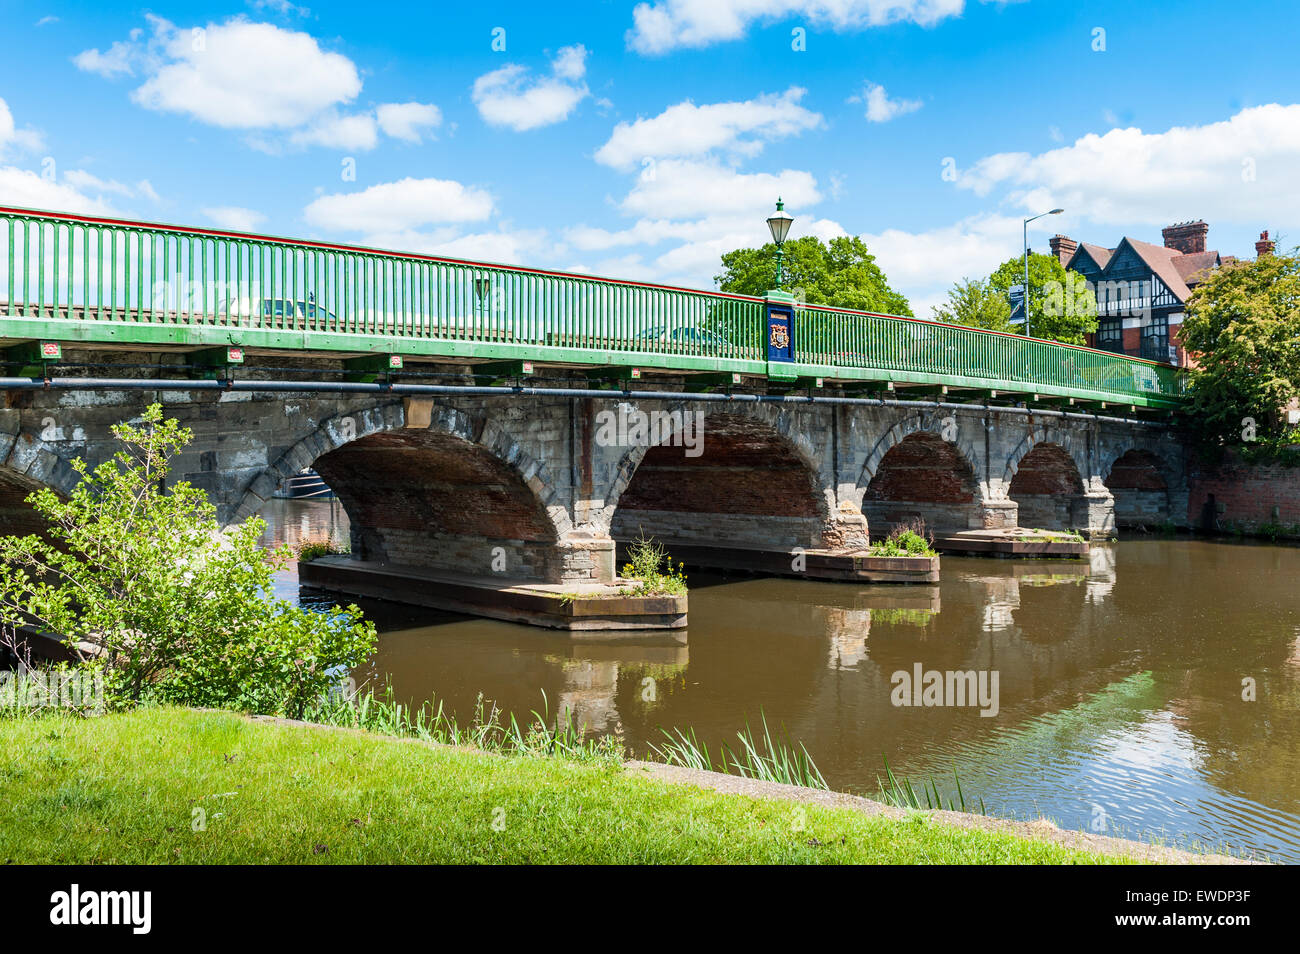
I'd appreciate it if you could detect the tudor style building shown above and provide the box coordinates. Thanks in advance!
[1048,222,1275,367]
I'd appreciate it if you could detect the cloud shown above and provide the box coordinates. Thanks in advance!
[303,177,495,233]
[74,16,438,152]
[358,227,551,265]
[627,0,967,55]
[0,98,44,156]
[621,158,821,217]
[127,16,361,129]
[564,158,841,287]
[72,36,139,78]
[376,102,442,143]
[61,169,161,202]
[288,111,379,151]
[854,212,1024,316]
[203,206,268,231]
[472,44,589,131]
[35,16,60,27]
[0,166,115,215]
[956,103,1300,226]
[857,82,922,122]
[595,87,822,169]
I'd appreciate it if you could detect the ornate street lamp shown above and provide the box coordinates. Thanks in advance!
[766,198,794,289]
[1022,207,1064,337]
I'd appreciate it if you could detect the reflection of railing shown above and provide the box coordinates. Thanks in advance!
[0,206,1184,406]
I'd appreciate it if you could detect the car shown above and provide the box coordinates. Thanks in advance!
[633,325,732,349]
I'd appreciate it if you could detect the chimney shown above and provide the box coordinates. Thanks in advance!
[1162,220,1208,254]
[1255,230,1275,258]
[1049,234,1078,267]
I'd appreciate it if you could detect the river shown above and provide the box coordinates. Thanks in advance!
[259,497,1300,863]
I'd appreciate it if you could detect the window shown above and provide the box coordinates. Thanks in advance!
[1097,317,1123,353]
[1140,315,1168,362]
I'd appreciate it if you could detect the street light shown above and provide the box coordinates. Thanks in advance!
[1022,207,1064,337]
[766,198,794,289]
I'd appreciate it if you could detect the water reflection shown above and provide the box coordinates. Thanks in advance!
[258,498,1300,863]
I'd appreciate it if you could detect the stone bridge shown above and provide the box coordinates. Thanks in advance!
[0,356,1189,593]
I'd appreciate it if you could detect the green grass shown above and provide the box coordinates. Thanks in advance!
[0,707,1128,864]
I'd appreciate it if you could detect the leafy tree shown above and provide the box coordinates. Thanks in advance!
[987,252,1098,344]
[716,235,913,316]
[931,277,1013,331]
[1180,250,1300,450]
[0,405,375,716]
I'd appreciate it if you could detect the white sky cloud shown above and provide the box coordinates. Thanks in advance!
[289,111,379,151]
[627,0,967,55]
[61,169,160,202]
[376,102,442,143]
[595,87,822,169]
[620,158,821,218]
[472,44,589,131]
[0,97,45,156]
[204,206,268,231]
[858,82,923,122]
[303,177,495,233]
[74,16,437,152]
[956,103,1300,226]
[359,227,551,265]
[127,16,361,129]
[0,166,115,215]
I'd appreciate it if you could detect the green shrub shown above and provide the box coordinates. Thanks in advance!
[869,519,937,557]
[297,539,349,561]
[620,534,688,596]
[0,404,375,718]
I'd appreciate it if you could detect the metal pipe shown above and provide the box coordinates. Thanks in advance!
[0,376,1171,427]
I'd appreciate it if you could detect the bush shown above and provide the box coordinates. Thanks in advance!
[621,535,687,596]
[869,519,936,557]
[0,405,375,718]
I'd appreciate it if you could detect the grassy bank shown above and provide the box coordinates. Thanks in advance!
[0,707,1124,864]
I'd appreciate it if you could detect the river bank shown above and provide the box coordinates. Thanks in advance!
[0,707,1247,865]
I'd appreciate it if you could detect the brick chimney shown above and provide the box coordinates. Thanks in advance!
[1049,234,1078,267]
[1255,230,1275,258]
[1162,220,1208,254]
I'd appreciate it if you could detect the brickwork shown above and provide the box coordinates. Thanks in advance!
[0,351,1197,584]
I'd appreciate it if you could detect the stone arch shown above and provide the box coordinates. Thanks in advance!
[858,413,984,493]
[1000,425,1091,494]
[232,400,579,582]
[232,401,569,535]
[1104,448,1171,527]
[0,426,84,537]
[1006,441,1087,531]
[860,430,984,536]
[608,405,836,551]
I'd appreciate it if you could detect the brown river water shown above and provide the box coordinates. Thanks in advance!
[259,497,1300,863]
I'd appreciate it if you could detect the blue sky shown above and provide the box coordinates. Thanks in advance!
[2,0,1298,314]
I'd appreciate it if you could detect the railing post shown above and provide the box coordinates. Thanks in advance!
[764,289,796,374]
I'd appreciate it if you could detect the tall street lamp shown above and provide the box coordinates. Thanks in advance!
[766,198,794,289]
[1022,207,1064,337]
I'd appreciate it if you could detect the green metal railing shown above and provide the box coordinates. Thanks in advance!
[0,206,1183,406]
[794,304,1182,402]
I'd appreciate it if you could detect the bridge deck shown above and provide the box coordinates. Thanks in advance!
[0,206,1184,409]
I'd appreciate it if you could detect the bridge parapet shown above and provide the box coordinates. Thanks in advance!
[1,206,1184,409]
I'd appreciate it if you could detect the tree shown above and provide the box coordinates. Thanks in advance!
[0,405,376,716]
[1180,250,1300,450]
[716,235,913,316]
[987,252,1098,344]
[931,277,1013,331]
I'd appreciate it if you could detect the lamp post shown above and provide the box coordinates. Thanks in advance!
[766,198,794,289]
[1022,207,1064,337]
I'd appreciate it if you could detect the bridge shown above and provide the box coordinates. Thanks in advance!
[0,206,1191,629]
